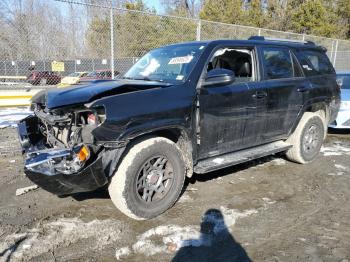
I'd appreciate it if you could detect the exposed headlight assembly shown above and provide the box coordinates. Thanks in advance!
[25,145,91,175]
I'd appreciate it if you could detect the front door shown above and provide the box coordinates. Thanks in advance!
[198,46,267,159]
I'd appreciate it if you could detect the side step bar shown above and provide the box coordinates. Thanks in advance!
[194,141,292,174]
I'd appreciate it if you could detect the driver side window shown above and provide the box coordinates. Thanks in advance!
[207,47,254,83]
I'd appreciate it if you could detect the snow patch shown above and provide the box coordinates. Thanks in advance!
[119,206,258,258]
[262,197,277,205]
[0,217,125,261]
[334,164,349,171]
[0,107,32,128]
[321,142,350,156]
[115,246,131,260]
[270,158,287,165]
[328,172,345,176]
[178,193,193,203]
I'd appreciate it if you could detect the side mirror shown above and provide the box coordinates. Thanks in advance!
[203,68,235,87]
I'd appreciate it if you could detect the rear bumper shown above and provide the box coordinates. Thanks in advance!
[329,109,350,129]
[18,116,108,196]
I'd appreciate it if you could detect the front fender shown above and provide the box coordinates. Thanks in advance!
[89,84,196,144]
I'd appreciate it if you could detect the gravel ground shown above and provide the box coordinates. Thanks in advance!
[0,127,349,262]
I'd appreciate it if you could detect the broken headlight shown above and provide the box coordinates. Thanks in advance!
[25,145,91,175]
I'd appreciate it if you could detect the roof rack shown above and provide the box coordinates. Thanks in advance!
[248,36,316,46]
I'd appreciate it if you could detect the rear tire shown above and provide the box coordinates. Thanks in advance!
[108,137,186,220]
[286,112,325,164]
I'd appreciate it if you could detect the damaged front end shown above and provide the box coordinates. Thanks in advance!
[18,103,121,196]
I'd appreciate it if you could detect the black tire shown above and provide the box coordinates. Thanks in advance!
[286,112,325,164]
[108,137,186,220]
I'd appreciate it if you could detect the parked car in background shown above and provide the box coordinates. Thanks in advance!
[79,70,119,82]
[329,72,350,129]
[27,71,61,85]
[57,72,88,88]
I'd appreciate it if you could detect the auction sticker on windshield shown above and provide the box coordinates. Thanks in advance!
[168,55,194,65]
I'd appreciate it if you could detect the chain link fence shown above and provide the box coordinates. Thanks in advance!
[0,0,349,86]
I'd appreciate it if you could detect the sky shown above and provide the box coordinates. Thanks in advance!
[143,0,165,14]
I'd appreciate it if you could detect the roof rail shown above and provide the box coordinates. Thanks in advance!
[248,36,316,46]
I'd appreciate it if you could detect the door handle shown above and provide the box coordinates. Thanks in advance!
[297,82,312,92]
[252,91,267,99]
[297,87,310,93]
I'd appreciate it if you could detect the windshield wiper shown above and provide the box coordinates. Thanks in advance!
[123,76,165,82]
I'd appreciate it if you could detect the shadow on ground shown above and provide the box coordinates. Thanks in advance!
[69,187,110,201]
[172,209,252,262]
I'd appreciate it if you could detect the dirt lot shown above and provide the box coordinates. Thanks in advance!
[0,127,349,262]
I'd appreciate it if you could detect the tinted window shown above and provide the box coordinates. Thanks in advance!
[337,75,350,89]
[262,47,293,79]
[296,50,334,76]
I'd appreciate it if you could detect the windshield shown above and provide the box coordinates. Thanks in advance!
[124,43,206,83]
[337,75,350,89]
[68,72,81,77]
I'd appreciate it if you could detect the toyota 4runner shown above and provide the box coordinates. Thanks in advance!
[18,36,340,220]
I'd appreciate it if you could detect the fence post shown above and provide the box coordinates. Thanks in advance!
[196,19,201,41]
[302,34,305,41]
[110,1,115,79]
[258,29,261,36]
[330,40,335,62]
[333,40,339,67]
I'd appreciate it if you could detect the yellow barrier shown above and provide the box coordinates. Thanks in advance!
[0,89,41,107]
[0,76,27,80]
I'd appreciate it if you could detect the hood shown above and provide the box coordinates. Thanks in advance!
[31,79,172,109]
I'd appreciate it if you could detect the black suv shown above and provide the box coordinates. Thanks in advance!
[18,36,340,220]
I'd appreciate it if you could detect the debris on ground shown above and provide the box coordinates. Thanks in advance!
[15,185,39,196]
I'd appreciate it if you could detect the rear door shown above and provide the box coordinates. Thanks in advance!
[295,49,337,99]
[258,46,306,141]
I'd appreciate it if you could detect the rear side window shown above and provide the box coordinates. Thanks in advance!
[261,47,293,80]
[296,50,335,76]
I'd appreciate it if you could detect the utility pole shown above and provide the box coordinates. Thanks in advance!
[110,0,115,79]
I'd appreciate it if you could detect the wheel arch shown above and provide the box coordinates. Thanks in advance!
[124,126,194,178]
[289,99,329,137]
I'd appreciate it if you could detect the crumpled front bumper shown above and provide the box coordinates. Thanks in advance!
[18,116,108,196]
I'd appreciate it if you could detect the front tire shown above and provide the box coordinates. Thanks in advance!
[108,137,186,220]
[286,112,325,164]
